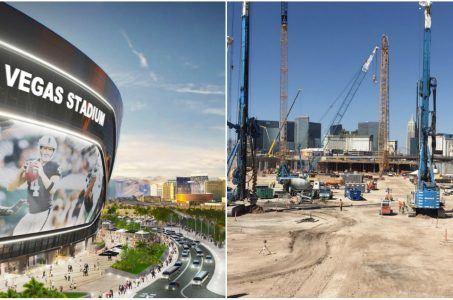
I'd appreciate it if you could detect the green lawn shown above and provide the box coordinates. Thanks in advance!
[111,242,167,274]
[63,292,88,298]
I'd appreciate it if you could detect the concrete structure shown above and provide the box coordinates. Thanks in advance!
[407,116,417,155]
[428,133,453,157]
[358,121,379,152]
[387,140,398,155]
[176,193,214,206]
[162,180,176,201]
[205,180,226,201]
[324,135,372,153]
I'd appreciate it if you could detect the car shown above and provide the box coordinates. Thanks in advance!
[183,244,190,250]
[194,240,200,244]
[99,250,119,257]
[167,281,180,290]
[192,259,201,267]
[181,251,189,259]
[174,261,182,267]
[205,255,213,262]
[191,242,197,248]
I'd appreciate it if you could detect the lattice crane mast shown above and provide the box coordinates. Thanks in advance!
[378,35,389,177]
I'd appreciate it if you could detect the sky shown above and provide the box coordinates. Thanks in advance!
[10,2,226,179]
[228,2,453,154]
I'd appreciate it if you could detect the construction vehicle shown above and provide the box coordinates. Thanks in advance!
[379,199,393,215]
[366,180,378,192]
[408,1,441,216]
[227,1,260,213]
[319,187,333,200]
[325,178,344,189]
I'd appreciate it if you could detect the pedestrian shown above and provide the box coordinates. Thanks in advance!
[340,199,343,211]
[259,240,272,255]
[60,286,63,293]
[402,202,406,214]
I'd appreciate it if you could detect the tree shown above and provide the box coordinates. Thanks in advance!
[0,288,21,298]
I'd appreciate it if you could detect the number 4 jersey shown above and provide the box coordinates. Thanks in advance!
[27,161,61,214]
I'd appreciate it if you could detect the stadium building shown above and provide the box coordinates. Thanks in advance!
[0,4,122,272]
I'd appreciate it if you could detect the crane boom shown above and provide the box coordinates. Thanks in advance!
[308,46,378,173]
[413,1,440,211]
[279,2,288,160]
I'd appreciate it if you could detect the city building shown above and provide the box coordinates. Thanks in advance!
[176,193,214,206]
[0,3,122,267]
[308,122,322,148]
[256,120,295,153]
[357,121,379,152]
[176,177,191,194]
[329,124,343,135]
[324,135,372,153]
[387,140,398,155]
[163,180,176,201]
[205,180,226,201]
[407,116,417,155]
[137,195,162,203]
[190,175,209,194]
[295,116,309,149]
[428,133,453,157]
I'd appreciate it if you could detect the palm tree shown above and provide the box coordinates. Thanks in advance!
[0,288,20,298]
[22,278,46,298]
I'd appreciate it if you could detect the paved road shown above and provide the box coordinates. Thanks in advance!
[134,234,221,298]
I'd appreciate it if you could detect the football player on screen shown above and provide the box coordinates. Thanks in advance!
[8,135,61,235]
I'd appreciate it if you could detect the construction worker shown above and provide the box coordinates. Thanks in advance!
[259,240,272,255]
[340,199,343,211]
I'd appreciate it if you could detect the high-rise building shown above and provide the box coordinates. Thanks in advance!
[295,116,309,149]
[358,121,379,152]
[407,116,417,155]
[256,120,295,152]
[329,124,343,135]
[176,177,191,194]
[190,175,209,194]
[163,180,176,201]
[205,180,226,201]
[308,122,321,148]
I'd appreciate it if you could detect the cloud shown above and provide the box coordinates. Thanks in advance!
[110,71,157,88]
[112,134,225,178]
[128,101,146,112]
[184,61,199,69]
[120,30,149,68]
[165,83,224,95]
[202,108,224,116]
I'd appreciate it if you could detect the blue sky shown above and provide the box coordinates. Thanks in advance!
[228,2,453,154]
[11,2,225,179]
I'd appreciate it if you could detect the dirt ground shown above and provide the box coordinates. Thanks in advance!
[227,175,453,298]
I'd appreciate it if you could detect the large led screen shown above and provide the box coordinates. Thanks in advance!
[0,118,104,239]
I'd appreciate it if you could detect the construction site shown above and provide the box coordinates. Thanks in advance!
[227,1,453,297]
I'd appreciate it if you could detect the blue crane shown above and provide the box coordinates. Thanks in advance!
[413,1,440,212]
[308,46,378,173]
[227,1,260,203]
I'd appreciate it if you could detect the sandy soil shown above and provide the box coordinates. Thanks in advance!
[227,175,453,298]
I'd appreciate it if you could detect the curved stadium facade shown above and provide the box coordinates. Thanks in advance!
[0,4,122,270]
